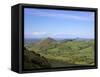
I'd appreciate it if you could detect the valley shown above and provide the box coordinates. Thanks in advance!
[24,37,94,69]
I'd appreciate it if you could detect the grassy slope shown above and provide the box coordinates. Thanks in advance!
[24,47,51,69]
[25,39,94,68]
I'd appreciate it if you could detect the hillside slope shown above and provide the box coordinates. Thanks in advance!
[24,47,51,69]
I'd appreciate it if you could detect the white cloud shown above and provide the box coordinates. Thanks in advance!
[31,32,77,36]
[28,10,93,21]
[32,32,46,35]
[51,33,76,36]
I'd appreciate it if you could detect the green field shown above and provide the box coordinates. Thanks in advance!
[24,38,94,69]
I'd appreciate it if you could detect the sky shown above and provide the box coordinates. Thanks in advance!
[24,8,94,39]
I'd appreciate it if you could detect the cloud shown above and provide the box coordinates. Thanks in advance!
[27,10,94,21]
[25,32,94,39]
[32,32,47,35]
[32,32,77,36]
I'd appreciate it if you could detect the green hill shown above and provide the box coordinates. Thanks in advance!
[24,38,94,69]
[27,37,57,52]
[24,47,51,69]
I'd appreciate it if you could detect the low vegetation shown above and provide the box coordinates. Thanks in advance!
[24,47,51,69]
[24,37,94,69]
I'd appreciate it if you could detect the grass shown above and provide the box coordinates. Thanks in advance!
[24,39,95,69]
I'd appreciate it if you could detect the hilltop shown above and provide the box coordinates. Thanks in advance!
[28,37,57,52]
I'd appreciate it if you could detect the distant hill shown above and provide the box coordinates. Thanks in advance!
[28,37,57,52]
[24,47,51,69]
[37,37,56,45]
[24,38,41,45]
